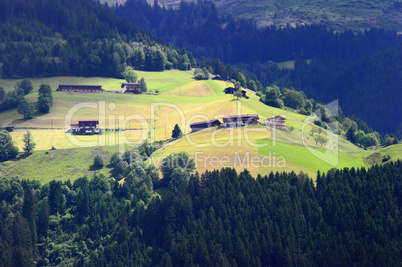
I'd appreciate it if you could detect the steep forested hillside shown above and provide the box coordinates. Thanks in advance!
[0,0,194,78]
[152,0,402,32]
[115,0,400,64]
[292,43,402,136]
[113,0,401,135]
[0,162,401,266]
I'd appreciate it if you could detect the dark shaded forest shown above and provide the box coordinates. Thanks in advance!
[1,159,401,266]
[114,0,402,135]
[0,0,195,78]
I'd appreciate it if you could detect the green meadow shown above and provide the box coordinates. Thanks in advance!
[0,146,119,184]
[0,70,401,182]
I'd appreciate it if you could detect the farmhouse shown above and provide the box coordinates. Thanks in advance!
[223,87,249,99]
[266,115,286,130]
[70,119,99,134]
[190,120,222,132]
[222,114,259,127]
[57,85,102,93]
[122,83,141,94]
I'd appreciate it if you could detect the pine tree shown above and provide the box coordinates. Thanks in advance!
[37,198,50,237]
[171,124,182,139]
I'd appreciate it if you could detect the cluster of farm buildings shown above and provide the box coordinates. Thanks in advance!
[69,115,286,135]
[59,83,286,134]
[57,83,248,98]
[190,115,286,132]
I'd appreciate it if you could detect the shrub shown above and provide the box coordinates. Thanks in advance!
[93,154,104,169]
[382,155,390,163]
[274,98,284,109]
[194,73,206,80]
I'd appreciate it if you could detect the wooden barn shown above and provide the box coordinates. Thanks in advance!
[222,114,259,127]
[266,115,286,130]
[190,120,222,132]
[57,85,102,93]
[122,83,141,94]
[223,87,249,99]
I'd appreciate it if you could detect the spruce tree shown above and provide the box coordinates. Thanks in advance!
[171,124,182,139]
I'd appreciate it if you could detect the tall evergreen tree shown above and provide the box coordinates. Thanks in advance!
[171,124,182,139]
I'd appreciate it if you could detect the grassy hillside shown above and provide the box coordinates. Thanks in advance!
[148,126,367,178]
[0,146,119,183]
[1,70,400,182]
[147,0,402,32]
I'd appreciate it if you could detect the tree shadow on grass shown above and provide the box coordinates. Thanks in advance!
[15,153,30,161]
[89,164,103,171]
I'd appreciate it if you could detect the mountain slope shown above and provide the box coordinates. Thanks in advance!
[151,0,402,32]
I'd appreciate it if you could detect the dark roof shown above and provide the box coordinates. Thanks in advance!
[223,114,259,120]
[70,123,79,126]
[190,120,221,127]
[78,120,99,123]
[121,83,140,88]
[59,84,101,88]
[267,115,286,120]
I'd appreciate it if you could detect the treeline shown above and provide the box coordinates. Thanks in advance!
[0,80,53,120]
[0,158,400,266]
[0,0,194,78]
